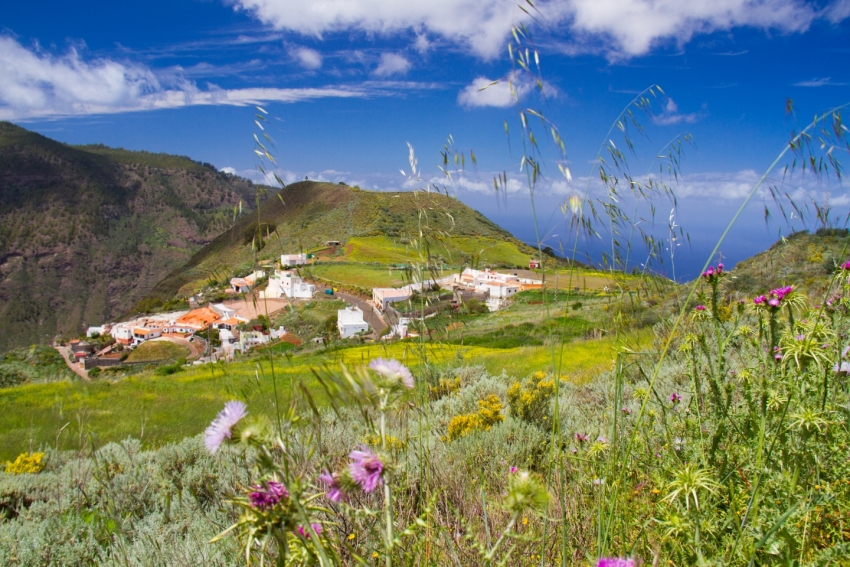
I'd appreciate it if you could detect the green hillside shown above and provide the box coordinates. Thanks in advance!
[723,228,850,296]
[145,181,552,299]
[0,122,263,352]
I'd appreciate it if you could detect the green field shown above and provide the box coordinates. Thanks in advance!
[344,235,532,267]
[308,263,409,288]
[0,337,622,461]
[125,340,191,362]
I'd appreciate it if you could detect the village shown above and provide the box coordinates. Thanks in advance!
[63,251,544,373]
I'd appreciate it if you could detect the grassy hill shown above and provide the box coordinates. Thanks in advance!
[0,122,264,352]
[723,228,850,296]
[145,181,554,299]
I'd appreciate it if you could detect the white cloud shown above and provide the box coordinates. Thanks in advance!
[563,0,819,57]
[220,166,237,174]
[292,46,323,69]
[824,0,850,22]
[0,36,160,119]
[458,76,531,108]
[793,77,847,87]
[229,0,524,59]
[228,0,846,59]
[0,36,437,120]
[652,98,702,125]
[413,33,431,54]
[373,53,411,77]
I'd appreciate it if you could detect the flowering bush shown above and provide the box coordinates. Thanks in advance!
[446,394,505,441]
[4,452,45,475]
[507,371,556,427]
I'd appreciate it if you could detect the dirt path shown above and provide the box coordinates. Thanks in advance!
[55,346,89,381]
[222,297,293,320]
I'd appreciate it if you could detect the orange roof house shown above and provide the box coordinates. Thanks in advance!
[174,307,222,331]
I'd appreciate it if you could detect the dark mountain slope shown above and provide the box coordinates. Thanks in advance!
[0,122,261,351]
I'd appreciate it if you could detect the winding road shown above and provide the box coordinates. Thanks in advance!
[55,346,89,381]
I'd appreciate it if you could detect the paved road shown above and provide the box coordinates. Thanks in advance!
[333,291,388,335]
[55,346,89,381]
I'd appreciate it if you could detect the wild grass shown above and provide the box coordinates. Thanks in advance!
[0,338,621,463]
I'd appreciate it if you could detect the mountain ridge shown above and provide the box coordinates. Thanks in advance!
[0,122,263,352]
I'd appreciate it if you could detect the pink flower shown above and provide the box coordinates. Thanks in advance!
[204,401,247,454]
[597,558,636,567]
[296,523,323,538]
[574,433,588,443]
[841,261,850,271]
[622,407,632,415]
[768,297,780,307]
[670,392,682,404]
[510,466,518,473]
[349,446,384,493]
[368,358,414,389]
[319,470,347,502]
[717,263,724,272]
[753,295,766,305]
[248,481,288,510]
[695,305,706,312]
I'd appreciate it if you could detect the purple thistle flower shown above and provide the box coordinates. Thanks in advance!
[717,263,724,272]
[368,358,414,389]
[319,470,347,502]
[695,305,706,312]
[204,400,247,454]
[597,558,636,567]
[574,433,588,443]
[670,392,682,404]
[753,295,766,305]
[296,523,323,538]
[349,446,384,493]
[841,261,850,271]
[768,297,780,307]
[248,481,288,510]
[510,466,518,473]
[621,407,632,415]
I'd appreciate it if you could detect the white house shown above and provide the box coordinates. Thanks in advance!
[86,325,110,338]
[215,317,247,344]
[479,281,519,299]
[373,287,412,311]
[111,324,134,345]
[337,306,370,338]
[211,303,237,319]
[239,331,270,351]
[132,327,162,346]
[264,270,315,299]
[229,270,265,293]
[281,253,308,267]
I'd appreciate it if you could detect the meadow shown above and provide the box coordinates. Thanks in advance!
[0,336,622,462]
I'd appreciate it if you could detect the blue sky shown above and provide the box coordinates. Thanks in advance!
[3,0,850,278]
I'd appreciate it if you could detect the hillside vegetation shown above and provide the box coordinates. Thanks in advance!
[0,123,262,352]
[145,181,550,299]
